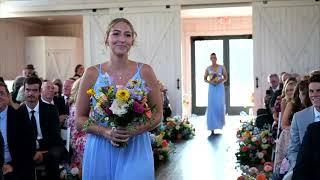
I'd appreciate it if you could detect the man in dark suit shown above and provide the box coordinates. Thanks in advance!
[292,122,320,179]
[18,77,67,180]
[0,82,34,180]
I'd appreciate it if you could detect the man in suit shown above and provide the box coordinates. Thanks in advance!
[18,77,67,180]
[287,73,320,172]
[292,121,320,179]
[41,80,68,125]
[0,82,34,180]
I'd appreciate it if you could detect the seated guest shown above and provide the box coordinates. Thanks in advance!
[292,121,320,179]
[62,79,75,115]
[41,80,68,124]
[66,78,86,169]
[274,79,311,178]
[287,73,320,173]
[72,64,84,80]
[52,79,63,97]
[0,82,34,180]
[158,81,172,121]
[11,76,26,104]
[0,132,3,180]
[18,77,67,180]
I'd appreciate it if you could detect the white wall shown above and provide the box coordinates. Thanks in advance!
[253,0,320,111]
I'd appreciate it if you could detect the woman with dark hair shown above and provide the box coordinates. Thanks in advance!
[73,64,84,79]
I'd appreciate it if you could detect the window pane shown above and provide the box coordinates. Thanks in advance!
[229,39,253,107]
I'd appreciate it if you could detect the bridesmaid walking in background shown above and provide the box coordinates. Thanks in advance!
[204,52,228,135]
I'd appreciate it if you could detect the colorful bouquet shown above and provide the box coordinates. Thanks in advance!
[150,132,175,167]
[237,162,273,180]
[85,79,154,146]
[235,120,275,167]
[162,116,195,141]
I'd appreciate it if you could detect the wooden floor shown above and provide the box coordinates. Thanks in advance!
[155,115,246,180]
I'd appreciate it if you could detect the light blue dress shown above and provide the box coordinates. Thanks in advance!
[82,63,154,180]
[206,65,225,130]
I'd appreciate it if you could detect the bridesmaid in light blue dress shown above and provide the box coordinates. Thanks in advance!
[204,52,228,135]
[75,18,163,180]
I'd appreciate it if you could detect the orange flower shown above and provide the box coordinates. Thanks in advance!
[145,109,152,119]
[237,176,245,180]
[166,121,175,127]
[256,173,267,180]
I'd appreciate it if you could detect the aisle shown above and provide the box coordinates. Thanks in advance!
[155,115,246,180]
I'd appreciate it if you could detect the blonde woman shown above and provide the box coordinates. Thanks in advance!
[66,78,87,166]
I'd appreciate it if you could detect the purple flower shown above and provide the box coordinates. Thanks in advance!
[133,101,144,114]
[105,107,113,115]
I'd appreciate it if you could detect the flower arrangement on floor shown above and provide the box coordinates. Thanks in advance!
[150,132,175,166]
[85,79,154,147]
[60,162,81,180]
[237,162,273,180]
[162,116,195,141]
[235,119,275,180]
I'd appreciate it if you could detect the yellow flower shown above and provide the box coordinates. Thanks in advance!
[87,88,95,96]
[116,89,130,102]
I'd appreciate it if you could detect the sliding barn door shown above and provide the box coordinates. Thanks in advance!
[83,6,182,115]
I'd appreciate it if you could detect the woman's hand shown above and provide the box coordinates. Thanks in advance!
[102,127,130,147]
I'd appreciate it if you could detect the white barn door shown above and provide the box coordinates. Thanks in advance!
[83,6,182,115]
[253,1,320,110]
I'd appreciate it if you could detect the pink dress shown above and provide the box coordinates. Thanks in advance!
[67,104,87,165]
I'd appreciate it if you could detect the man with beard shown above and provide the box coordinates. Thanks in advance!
[18,76,67,180]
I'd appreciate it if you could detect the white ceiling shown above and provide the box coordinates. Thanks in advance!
[181,6,252,18]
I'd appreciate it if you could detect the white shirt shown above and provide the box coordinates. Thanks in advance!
[41,97,54,105]
[0,106,12,163]
[313,107,320,122]
[26,102,43,140]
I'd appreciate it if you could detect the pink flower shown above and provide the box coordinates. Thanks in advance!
[264,165,273,172]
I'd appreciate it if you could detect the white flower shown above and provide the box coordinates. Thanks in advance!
[251,137,257,142]
[70,167,79,176]
[60,169,67,178]
[256,152,264,159]
[109,99,128,116]
[175,125,180,130]
[262,138,267,144]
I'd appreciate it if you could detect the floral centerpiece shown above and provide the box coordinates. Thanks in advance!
[85,79,154,147]
[150,132,175,167]
[162,116,195,141]
[237,162,273,180]
[60,163,81,180]
[235,120,275,167]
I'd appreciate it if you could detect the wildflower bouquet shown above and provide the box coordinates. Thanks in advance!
[150,132,175,167]
[235,120,275,167]
[85,79,154,146]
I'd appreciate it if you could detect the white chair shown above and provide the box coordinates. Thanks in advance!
[60,127,71,152]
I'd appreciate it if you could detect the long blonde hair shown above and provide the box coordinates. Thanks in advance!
[69,78,81,105]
